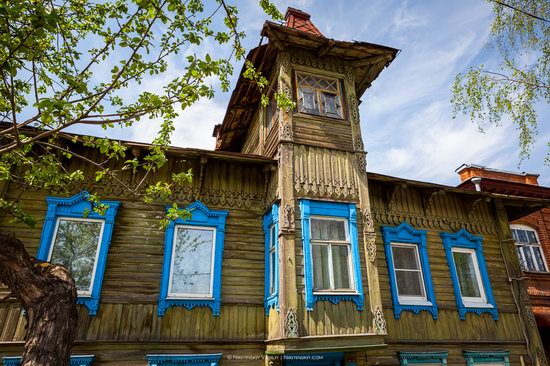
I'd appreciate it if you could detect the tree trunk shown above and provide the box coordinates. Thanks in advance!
[0,233,78,366]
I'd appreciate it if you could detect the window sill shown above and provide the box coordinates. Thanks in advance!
[293,112,348,124]
[398,299,433,307]
[463,302,493,309]
[313,291,359,296]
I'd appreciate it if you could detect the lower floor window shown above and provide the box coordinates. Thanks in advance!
[398,351,448,366]
[147,354,222,366]
[3,355,94,366]
[464,351,509,366]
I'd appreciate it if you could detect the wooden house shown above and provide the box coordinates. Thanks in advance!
[0,7,548,366]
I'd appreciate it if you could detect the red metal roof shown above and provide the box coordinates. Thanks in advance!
[285,7,323,37]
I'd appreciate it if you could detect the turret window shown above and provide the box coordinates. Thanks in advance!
[296,72,343,118]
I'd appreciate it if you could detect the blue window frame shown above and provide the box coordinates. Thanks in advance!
[283,352,344,366]
[37,191,119,316]
[464,351,509,366]
[3,355,95,366]
[146,354,222,366]
[264,202,280,315]
[441,229,498,320]
[158,201,228,317]
[299,199,364,311]
[398,352,448,366]
[381,222,437,320]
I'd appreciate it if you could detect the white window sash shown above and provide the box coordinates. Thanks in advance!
[310,216,356,293]
[391,242,429,304]
[452,247,489,306]
[49,217,105,297]
[511,225,548,272]
[167,225,216,299]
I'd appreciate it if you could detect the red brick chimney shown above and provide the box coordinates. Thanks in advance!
[456,164,540,185]
[284,8,323,37]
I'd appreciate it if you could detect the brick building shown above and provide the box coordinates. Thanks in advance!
[457,164,550,355]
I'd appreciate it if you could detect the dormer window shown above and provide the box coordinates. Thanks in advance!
[296,72,343,119]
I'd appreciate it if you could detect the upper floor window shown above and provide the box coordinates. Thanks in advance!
[441,229,498,320]
[299,199,364,311]
[37,191,119,315]
[158,201,228,317]
[296,72,344,119]
[264,203,279,315]
[511,224,547,272]
[381,222,437,319]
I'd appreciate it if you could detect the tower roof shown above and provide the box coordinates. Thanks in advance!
[284,8,323,36]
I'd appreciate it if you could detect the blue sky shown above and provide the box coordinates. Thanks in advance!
[81,0,550,186]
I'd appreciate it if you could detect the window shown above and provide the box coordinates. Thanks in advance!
[3,355,95,366]
[511,224,547,272]
[398,352,448,366]
[264,203,280,315]
[463,351,509,366]
[296,72,344,119]
[147,354,222,366]
[158,201,228,317]
[266,96,279,131]
[37,191,120,315]
[381,222,437,319]
[299,199,364,311]
[441,229,498,320]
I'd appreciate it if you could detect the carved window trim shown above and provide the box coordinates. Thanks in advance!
[158,201,228,317]
[264,202,280,315]
[2,356,95,366]
[463,351,509,366]
[441,229,498,321]
[381,222,438,320]
[146,354,222,366]
[398,352,448,366]
[282,352,344,366]
[37,191,120,316]
[299,199,364,311]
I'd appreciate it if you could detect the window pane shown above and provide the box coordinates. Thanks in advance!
[331,245,351,289]
[392,245,420,270]
[270,225,276,249]
[51,219,102,293]
[532,247,546,271]
[453,251,482,298]
[311,219,346,241]
[522,246,536,271]
[526,230,538,244]
[270,250,276,294]
[170,227,214,295]
[300,88,317,113]
[511,229,519,242]
[312,244,330,290]
[322,92,340,117]
[516,229,528,243]
[395,270,425,297]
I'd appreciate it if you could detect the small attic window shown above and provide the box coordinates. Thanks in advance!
[296,72,343,119]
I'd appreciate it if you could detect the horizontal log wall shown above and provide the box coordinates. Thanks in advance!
[368,179,526,343]
[0,153,269,354]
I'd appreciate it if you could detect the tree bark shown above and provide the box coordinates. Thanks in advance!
[0,233,78,366]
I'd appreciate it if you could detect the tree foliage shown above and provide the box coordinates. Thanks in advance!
[0,1,283,364]
[452,0,549,163]
[0,0,283,226]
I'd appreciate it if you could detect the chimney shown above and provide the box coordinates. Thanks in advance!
[284,8,323,37]
[455,164,540,186]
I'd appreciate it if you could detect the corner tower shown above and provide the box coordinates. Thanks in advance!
[214,8,398,364]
